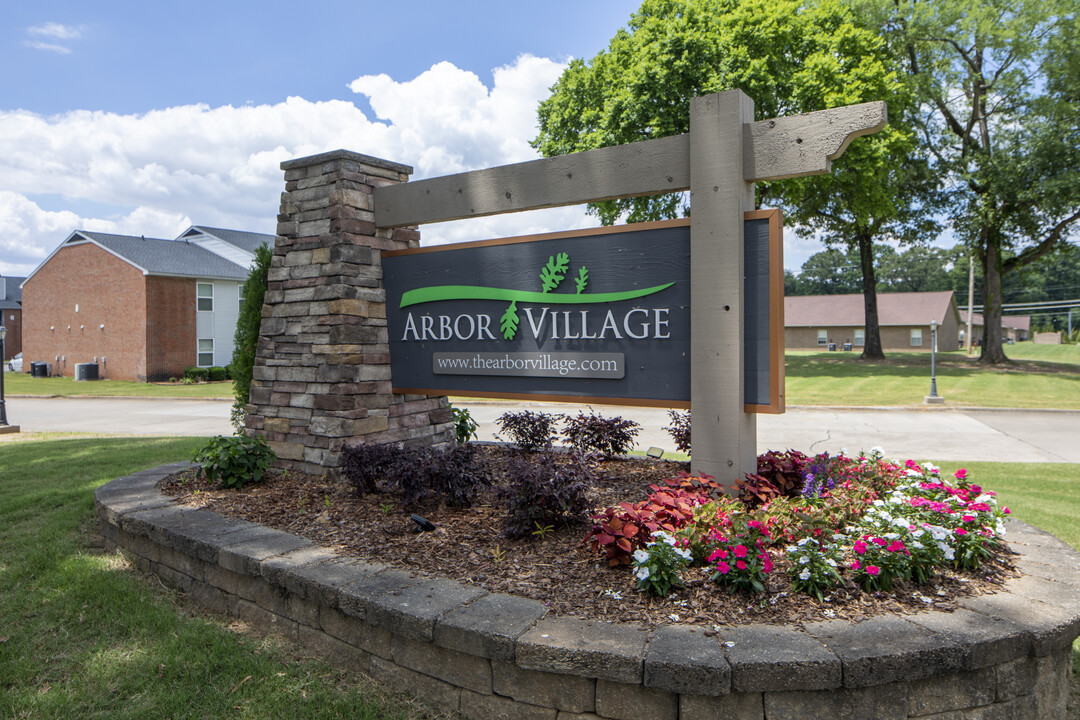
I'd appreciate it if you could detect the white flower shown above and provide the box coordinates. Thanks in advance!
[906,469,923,478]
[911,541,925,550]
[797,537,813,547]
[635,566,651,581]
[675,547,692,561]
[633,549,650,564]
[840,448,850,457]
[923,463,939,473]
[870,446,885,457]
[826,558,838,567]
[799,569,812,581]
[786,545,799,554]
[799,555,811,565]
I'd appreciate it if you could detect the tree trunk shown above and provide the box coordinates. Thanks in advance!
[979,232,1009,364]
[857,232,885,360]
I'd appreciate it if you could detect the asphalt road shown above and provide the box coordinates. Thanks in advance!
[5,395,1079,463]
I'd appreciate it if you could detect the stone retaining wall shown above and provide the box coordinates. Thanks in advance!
[97,464,1080,719]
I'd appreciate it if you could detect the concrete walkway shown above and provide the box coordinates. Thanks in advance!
[6,395,1080,464]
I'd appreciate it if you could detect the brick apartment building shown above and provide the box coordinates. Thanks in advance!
[21,226,275,381]
[1,274,24,362]
[785,290,962,351]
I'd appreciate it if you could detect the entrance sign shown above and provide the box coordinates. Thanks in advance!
[384,220,691,406]
[383,210,785,413]
[372,90,886,481]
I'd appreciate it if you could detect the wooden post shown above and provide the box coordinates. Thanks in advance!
[689,90,758,483]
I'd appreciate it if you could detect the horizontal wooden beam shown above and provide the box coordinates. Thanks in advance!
[373,99,888,228]
[374,134,690,228]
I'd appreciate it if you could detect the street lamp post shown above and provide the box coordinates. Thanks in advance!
[925,320,944,404]
[0,323,8,426]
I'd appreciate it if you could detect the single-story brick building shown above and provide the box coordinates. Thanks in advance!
[785,290,962,351]
[1,275,24,363]
[21,226,274,381]
[958,311,1031,344]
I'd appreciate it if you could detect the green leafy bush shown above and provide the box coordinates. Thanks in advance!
[193,435,276,489]
[450,404,479,444]
[560,410,640,458]
[231,242,273,407]
[207,366,228,382]
[183,366,209,382]
[495,410,559,451]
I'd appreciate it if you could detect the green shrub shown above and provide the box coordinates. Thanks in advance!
[232,243,273,407]
[450,404,479,444]
[207,366,228,382]
[183,366,209,382]
[193,435,276,489]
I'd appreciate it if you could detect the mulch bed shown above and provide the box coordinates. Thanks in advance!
[159,445,1017,629]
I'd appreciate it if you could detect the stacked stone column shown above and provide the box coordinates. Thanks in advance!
[244,149,454,476]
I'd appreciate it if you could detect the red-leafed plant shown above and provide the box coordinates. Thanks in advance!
[735,450,810,509]
[583,475,718,566]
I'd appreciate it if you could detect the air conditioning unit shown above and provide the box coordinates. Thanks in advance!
[31,361,52,377]
[74,362,100,381]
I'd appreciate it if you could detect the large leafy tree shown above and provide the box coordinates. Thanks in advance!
[533,0,940,360]
[881,0,1080,363]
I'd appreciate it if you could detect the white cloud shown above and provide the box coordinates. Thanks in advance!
[0,55,592,275]
[28,23,83,40]
[25,23,83,54]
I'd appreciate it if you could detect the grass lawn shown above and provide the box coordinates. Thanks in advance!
[0,434,441,720]
[785,345,1080,409]
[3,372,234,399]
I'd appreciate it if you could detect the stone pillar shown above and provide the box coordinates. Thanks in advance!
[244,149,454,476]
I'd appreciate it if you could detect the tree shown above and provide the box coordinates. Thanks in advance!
[791,248,863,295]
[533,0,940,361]
[876,245,956,292]
[883,0,1080,363]
[231,243,272,432]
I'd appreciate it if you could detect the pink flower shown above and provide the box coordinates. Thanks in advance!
[962,514,976,524]
[708,547,728,562]
[955,468,967,480]
[969,503,991,512]
[733,545,748,558]
[736,560,747,570]
[717,561,730,575]
[853,540,868,555]
[1003,506,1010,515]
[852,560,862,571]
[872,537,887,547]
[762,555,773,573]
[747,520,762,529]
[955,528,968,536]
[887,540,906,553]
[867,565,881,576]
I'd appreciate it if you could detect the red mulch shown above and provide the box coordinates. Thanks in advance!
[159,445,1017,629]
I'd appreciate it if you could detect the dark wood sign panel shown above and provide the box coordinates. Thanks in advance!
[383,212,783,411]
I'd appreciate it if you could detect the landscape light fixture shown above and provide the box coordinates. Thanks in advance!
[646,446,664,458]
[410,514,436,532]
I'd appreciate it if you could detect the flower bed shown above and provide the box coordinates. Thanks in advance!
[588,449,1012,607]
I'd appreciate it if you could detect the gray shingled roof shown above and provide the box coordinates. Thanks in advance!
[785,291,958,327]
[1,276,24,303]
[73,231,249,280]
[188,226,276,254]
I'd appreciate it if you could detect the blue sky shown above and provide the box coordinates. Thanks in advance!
[0,0,826,276]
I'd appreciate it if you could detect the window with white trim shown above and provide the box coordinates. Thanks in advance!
[817,329,828,346]
[238,284,246,315]
[197,283,213,312]
[198,339,214,367]
[854,329,865,346]
[910,328,923,347]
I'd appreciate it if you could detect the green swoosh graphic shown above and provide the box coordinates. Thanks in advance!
[399,282,675,309]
